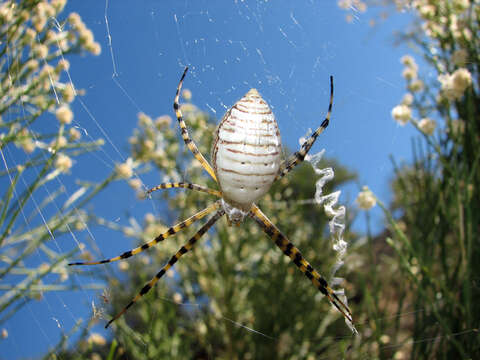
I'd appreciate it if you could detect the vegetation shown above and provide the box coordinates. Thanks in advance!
[0,0,109,329]
[345,0,480,358]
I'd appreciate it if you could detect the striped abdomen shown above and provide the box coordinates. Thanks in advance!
[212,89,282,210]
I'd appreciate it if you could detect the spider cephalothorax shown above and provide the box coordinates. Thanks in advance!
[69,67,354,331]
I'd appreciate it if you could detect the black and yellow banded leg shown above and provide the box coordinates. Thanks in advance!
[174,67,218,182]
[68,201,222,266]
[249,204,353,326]
[105,208,225,328]
[275,76,333,182]
[146,182,222,198]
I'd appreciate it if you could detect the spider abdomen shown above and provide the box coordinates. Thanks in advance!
[212,89,282,208]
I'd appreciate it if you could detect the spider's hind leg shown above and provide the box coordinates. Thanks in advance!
[249,204,354,328]
[105,208,225,328]
[68,201,222,266]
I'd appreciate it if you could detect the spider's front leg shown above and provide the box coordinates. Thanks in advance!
[146,182,221,198]
[174,67,218,182]
[275,76,333,182]
[249,204,355,329]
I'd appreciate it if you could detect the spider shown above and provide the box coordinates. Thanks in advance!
[69,67,354,329]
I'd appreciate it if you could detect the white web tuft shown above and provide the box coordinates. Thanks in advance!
[304,149,354,332]
[302,150,347,280]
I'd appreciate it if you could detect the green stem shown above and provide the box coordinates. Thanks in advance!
[0,164,24,228]
[376,197,468,358]
[0,173,115,279]
[0,249,75,314]
[106,339,119,360]
[0,152,55,247]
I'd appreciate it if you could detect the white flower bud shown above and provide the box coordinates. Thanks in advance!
[391,104,411,125]
[115,160,133,179]
[451,68,472,92]
[356,186,376,210]
[87,333,106,346]
[401,93,413,105]
[55,153,73,173]
[402,67,417,80]
[68,127,81,141]
[408,79,424,92]
[32,43,48,59]
[418,118,436,135]
[56,105,73,124]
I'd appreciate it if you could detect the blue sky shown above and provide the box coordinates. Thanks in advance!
[1,1,422,358]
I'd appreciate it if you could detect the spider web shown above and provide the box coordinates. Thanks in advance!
[2,1,474,358]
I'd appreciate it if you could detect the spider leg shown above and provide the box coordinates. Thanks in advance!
[146,182,221,197]
[275,76,333,182]
[174,67,218,182]
[105,208,225,328]
[68,200,222,266]
[249,204,353,326]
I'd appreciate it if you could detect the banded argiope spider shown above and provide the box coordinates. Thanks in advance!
[69,67,354,329]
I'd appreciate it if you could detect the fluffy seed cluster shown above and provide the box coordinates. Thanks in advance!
[55,104,73,124]
[391,104,412,126]
[356,186,376,210]
[438,68,472,101]
[115,159,134,179]
[54,153,73,173]
[418,117,436,135]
